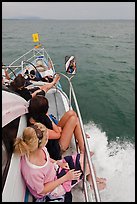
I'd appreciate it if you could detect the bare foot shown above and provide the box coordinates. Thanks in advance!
[90,151,94,157]
[86,133,90,138]
[96,177,106,183]
[97,182,106,191]
[90,182,106,191]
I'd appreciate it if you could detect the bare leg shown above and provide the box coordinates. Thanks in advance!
[58,110,77,128]
[58,110,92,153]
[79,154,106,191]
[73,117,85,153]
[73,118,94,155]
[58,110,85,153]
[59,115,78,151]
[58,110,94,154]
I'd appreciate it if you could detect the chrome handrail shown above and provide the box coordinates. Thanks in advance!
[56,72,101,202]
[4,47,56,79]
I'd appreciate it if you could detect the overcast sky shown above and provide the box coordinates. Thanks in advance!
[2,2,135,20]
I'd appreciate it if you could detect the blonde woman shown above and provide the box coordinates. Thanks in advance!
[14,123,106,201]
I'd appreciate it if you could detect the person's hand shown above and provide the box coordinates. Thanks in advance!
[65,169,82,181]
[57,161,70,170]
[54,74,60,83]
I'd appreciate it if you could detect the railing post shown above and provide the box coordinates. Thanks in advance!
[69,81,101,202]
[56,72,101,202]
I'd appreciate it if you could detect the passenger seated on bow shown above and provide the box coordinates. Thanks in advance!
[24,69,42,81]
[24,68,53,83]
[9,73,60,101]
[13,123,106,202]
[36,59,49,70]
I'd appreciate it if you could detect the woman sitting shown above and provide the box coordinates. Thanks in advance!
[27,95,93,160]
[13,122,106,201]
[24,69,53,83]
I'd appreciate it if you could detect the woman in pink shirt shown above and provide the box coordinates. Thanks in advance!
[13,122,106,201]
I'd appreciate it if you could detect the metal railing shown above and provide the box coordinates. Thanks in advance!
[56,73,101,202]
[2,47,56,78]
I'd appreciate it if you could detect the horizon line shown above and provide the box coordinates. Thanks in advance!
[2,18,135,20]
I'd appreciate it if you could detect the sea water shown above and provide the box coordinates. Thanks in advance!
[2,19,135,202]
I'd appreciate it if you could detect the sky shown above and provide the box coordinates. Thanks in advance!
[2,2,135,20]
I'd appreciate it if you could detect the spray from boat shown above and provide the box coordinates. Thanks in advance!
[85,121,135,202]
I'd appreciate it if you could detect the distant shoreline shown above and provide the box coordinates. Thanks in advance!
[2,18,135,21]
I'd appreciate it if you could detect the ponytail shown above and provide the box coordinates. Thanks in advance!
[13,123,48,156]
[14,138,29,156]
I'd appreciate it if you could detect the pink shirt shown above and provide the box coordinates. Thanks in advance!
[21,147,65,199]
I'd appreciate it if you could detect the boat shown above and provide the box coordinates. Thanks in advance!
[2,33,101,202]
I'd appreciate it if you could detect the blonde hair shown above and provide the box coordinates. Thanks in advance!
[14,123,48,156]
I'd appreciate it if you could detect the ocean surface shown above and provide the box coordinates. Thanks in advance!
[2,19,135,202]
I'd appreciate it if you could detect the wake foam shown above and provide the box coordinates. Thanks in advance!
[84,121,135,202]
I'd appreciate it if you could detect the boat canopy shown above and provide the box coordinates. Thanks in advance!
[2,90,29,127]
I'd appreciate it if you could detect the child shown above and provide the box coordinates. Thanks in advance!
[13,122,106,201]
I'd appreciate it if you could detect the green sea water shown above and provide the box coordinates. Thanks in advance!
[2,19,135,143]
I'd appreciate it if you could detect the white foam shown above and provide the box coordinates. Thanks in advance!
[84,121,135,202]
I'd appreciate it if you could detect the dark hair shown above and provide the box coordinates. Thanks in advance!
[30,70,35,75]
[10,74,26,90]
[28,95,61,160]
[28,95,52,129]
[29,95,49,115]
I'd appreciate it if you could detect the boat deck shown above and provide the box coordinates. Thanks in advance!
[46,87,92,202]
[46,88,66,120]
